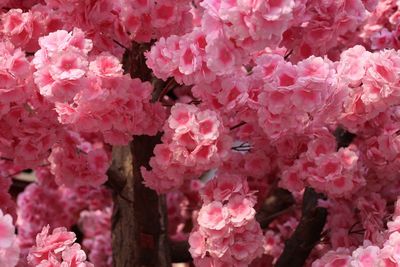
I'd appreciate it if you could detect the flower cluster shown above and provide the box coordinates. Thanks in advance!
[33,28,165,145]
[17,166,113,265]
[200,0,298,53]
[254,54,340,139]
[119,0,193,42]
[79,208,112,267]
[361,127,400,181]
[142,103,232,193]
[146,28,218,84]
[0,41,59,167]
[1,8,46,52]
[281,0,374,61]
[145,0,302,84]
[0,40,32,110]
[49,131,110,188]
[17,167,77,256]
[313,197,400,266]
[338,45,400,132]
[0,102,60,168]
[167,180,203,241]
[361,0,400,50]
[189,174,264,266]
[27,225,93,266]
[0,209,19,267]
[280,129,366,197]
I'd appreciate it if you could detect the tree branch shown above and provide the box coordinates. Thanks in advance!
[170,240,192,263]
[275,187,327,267]
[256,188,294,228]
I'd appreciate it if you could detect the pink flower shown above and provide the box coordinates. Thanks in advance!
[168,103,197,132]
[48,50,88,80]
[49,131,110,188]
[217,78,249,111]
[61,243,93,267]
[0,209,19,267]
[198,201,228,230]
[1,9,35,48]
[280,165,305,192]
[0,210,14,249]
[89,53,123,77]
[153,144,173,166]
[178,41,202,75]
[338,45,369,85]
[145,36,180,80]
[28,225,93,266]
[312,248,351,267]
[38,30,73,54]
[27,226,75,265]
[350,245,380,267]
[205,33,241,75]
[227,194,256,227]
[196,110,220,141]
[203,174,245,203]
[188,231,206,258]
[0,237,19,267]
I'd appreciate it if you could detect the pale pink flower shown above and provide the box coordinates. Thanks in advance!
[89,53,123,77]
[188,231,206,258]
[312,248,351,267]
[198,201,228,230]
[0,210,14,249]
[227,194,256,227]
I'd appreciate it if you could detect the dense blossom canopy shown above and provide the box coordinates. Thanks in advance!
[3,0,400,266]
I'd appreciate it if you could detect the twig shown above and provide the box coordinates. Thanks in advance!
[113,39,128,50]
[230,121,246,131]
[284,49,293,61]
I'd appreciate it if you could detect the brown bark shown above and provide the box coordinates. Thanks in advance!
[110,135,170,267]
[108,40,171,267]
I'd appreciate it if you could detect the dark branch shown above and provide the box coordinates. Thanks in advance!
[255,188,295,228]
[121,41,171,103]
[122,41,154,82]
[9,179,32,198]
[333,126,356,150]
[275,187,327,267]
[170,240,192,263]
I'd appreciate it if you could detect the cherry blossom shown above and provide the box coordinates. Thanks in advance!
[27,225,93,266]
[0,209,19,267]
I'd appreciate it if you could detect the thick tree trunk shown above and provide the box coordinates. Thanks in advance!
[109,135,170,267]
[108,41,172,267]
